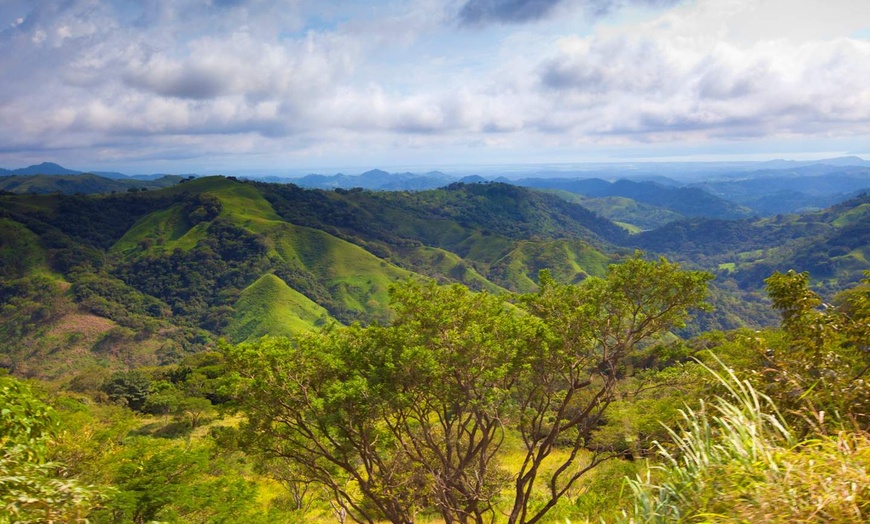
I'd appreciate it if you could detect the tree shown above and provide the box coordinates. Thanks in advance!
[227,331,430,524]
[102,370,151,411]
[367,281,541,524]
[506,257,711,524]
[89,436,262,524]
[0,375,103,523]
[762,270,870,431]
[226,256,711,524]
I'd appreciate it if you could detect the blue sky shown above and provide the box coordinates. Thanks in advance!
[1,0,869,175]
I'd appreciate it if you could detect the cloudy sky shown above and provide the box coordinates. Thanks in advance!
[1,0,869,174]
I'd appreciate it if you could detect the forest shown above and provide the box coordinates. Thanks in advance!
[1,175,870,522]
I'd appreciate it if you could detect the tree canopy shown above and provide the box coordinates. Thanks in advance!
[226,255,712,524]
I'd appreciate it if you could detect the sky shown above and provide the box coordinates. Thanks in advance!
[1,0,869,175]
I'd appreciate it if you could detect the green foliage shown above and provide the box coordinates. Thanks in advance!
[0,173,182,196]
[0,219,45,279]
[89,436,262,524]
[102,370,152,412]
[39,192,181,249]
[227,256,711,524]
[489,239,610,292]
[505,256,712,524]
[0,275,68,341]
[759,270,870,431]
[115,218,269,321]
[0,375,103,522]
[551,192,684,231]
[625,362,870,523]
[71,271,171,324]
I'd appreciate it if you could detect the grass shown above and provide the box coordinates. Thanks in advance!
[268,222,414,317]
[0,218,47,277]
[455,232,516,265]
[111,203,197,255]
[832,203,870,227]
[625,361,870,523]
[392,245,507,293]
[226,274,331,342]
[615,221,642,234]
[112,179,285,255]
[108,179,424,326]
[492,239,611,292]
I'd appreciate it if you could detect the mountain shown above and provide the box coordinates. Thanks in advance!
[551,192,684,231]
[12,162,82,175]
[515,177,753,220]
[92,171,132,179]
[0,162,198,184]
[3,172,870,379]
[688,167,870,215]
[292,168,455,190]
[629,192,870,295]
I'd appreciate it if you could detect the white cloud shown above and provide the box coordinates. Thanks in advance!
[529,0,870,141]
[0,0,869,171]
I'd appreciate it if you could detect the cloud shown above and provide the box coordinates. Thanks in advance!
[531,27,870,140]
[456,0,679,26]
[458,0,564,25]
[1,0,870,171]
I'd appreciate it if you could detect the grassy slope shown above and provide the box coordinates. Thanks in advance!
[390,245,507,293]
[548,191,684,231]
[112,177,416,323]
[832,202,870,227]
[226,274,331,342]
[112,177,273,255]
[0,218,49,278]
[491,239,612,292]
[269,222,414,317]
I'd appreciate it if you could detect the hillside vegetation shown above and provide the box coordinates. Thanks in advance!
[3,176,870,380]
[1,173,870,522]
[3,258,869,523]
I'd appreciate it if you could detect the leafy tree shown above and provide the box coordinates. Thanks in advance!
[0,375,103,522]
[227,332,428,524]
[227,256,711,524]
[761,270,870,430]
[90,436,262,524]
[102,370,152,411]
[505,257,711,524]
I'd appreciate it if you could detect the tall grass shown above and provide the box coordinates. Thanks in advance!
[625,360,870,523]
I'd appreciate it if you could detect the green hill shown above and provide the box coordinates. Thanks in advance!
[547,192,685,231]
[634,193,870,298]
[0,173,182,194]
[490,239,612,292]
[225,274,332,341]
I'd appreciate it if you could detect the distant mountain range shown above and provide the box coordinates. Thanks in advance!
[0,161,191,180]
[3,158,870,217]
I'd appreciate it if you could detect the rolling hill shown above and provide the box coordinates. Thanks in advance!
[2,174,869,379]
[0,173,184,194]
[0,177,622,378]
